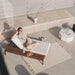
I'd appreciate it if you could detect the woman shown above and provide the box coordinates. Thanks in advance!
[12,27,40,51]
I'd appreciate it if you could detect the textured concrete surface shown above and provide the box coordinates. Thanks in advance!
[3,52,32,75]
[0,0,74,18]
[0,9,74,36]
[2,26,75,75]
[23,42,72,74]
[1,7,75,75]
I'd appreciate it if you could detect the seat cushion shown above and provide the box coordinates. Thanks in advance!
[30,39,51,55]
[11,38,51,55]
[11,38,26,50]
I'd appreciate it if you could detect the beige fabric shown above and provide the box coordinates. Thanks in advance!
[28,39,51,55]
[15,32,27,44]
[23,42,72,74]
[13,32,33,49]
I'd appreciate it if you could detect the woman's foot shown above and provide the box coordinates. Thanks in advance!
[26,52,33,56]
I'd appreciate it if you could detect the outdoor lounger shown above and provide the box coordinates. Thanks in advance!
[5,37,51,64]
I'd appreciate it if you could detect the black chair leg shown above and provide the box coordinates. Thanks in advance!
[42,60,44,65]
[4,51,6,55]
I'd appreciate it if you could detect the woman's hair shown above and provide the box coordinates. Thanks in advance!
[17,27,22,31]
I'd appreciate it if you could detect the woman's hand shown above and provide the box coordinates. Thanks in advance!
[28,42,31,46]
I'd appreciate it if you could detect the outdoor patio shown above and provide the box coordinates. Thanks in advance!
[0,7,75,75]
[0,26,74,75]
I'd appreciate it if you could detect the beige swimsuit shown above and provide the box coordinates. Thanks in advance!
[16,32,33,50]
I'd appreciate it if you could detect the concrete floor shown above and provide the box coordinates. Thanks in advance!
[48,7,75,75]
[1,7,75,75]
[36,7,75,75]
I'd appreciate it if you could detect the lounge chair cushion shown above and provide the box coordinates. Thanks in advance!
[30,39,51,55]
[11,38,26,50]
[11,38,51,55]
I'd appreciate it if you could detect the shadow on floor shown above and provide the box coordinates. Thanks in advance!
[15,65,30,75]
[28,36,44,41]
[3,22,11,32]
[36,73,49,75]
[27,15,34,22]
[0,29,16,48]
[2,29,16,40]
[48,27,61,39]
[2,22,16,39]
[0,38,12,48]
[62,23,71,29]
[48,23,72,40]
[0,27,16,48]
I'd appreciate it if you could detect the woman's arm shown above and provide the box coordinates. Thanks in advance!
[25,36,31,45]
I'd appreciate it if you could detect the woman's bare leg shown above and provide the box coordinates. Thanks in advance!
[30,42,40,50]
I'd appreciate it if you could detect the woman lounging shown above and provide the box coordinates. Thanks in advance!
[12,27,40,51]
